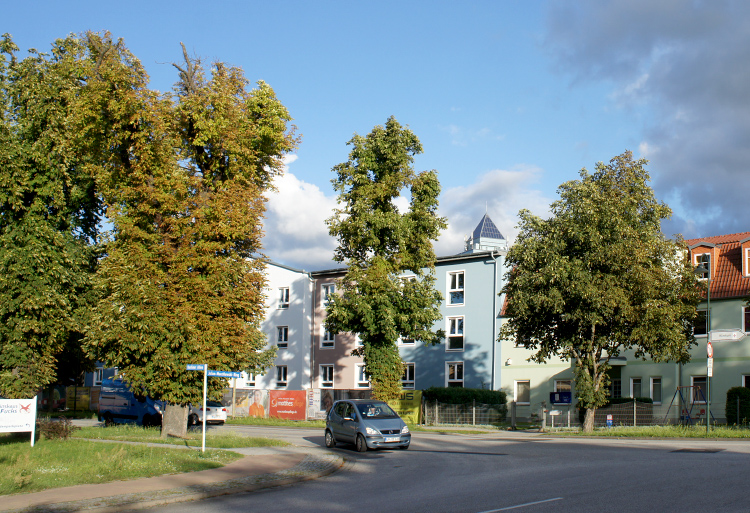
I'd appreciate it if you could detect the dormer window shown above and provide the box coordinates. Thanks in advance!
[745,246,750,277]
[695,253,710,280]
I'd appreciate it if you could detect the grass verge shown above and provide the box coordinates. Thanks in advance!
[74,424,289,448]
[550,425,750,438]
[0,436,241,496]
[226,417,326,429]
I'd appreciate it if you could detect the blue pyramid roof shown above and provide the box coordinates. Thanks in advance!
[472,213,504,240]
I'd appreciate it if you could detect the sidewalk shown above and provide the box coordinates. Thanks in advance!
[2,446,344,513]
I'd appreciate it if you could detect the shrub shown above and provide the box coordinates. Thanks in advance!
[37,417,79,440]
[422,387,507,406]
[725,387,750,426]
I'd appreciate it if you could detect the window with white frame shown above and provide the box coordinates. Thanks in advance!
[694,309,708,336]
[631,377,642,398]
[355,333,364,347]
[515,380,530,404]
[691,376,707,403]
[320,365,334,388]
[746,247,750,277]
[650,377,662,404]
[276,326,288,348]
[246,372,256,387]
[278,287,290,309]
[322,283,335,306]
[743,306,750,333]
[321,328,335,348]
[695,253,710,280]
[355,364,370,388]
[552,380,571,404]
[447,316,464,351]
[94,367,104,386]
[276,366,288,387]
[743,375,750,388]
[402,363,415,389]
[447,271,465,305]
[446,361,464,387]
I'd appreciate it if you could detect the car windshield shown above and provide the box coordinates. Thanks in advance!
[356,402,397,418]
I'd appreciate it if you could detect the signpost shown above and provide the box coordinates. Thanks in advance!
[0,396,37,447]
[185,364,241,452]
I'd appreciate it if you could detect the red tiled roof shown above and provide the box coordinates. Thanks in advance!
[686,232,750,300]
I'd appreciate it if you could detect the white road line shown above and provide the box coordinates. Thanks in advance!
[477,497,564,512]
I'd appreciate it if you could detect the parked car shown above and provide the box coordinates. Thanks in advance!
[189,400,228,426]
[325,399,410,452]
[98,378,163,427]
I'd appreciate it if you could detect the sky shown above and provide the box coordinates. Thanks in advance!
[6,0,749,271]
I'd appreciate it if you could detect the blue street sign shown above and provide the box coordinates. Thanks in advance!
[186,364,205,371]
[207,370,242,378]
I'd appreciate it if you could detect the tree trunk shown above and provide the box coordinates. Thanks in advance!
[583,408,596,433]
[161,403,188,439]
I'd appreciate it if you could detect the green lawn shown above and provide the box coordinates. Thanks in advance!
[554,425,750,438]
[74,424,289,448]
[226,417,326,429]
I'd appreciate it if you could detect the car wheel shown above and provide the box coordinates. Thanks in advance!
[188,414,199,426]
[103,413,114,427]
[325,430,336,448]
[356,434,368,453]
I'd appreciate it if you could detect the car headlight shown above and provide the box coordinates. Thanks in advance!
[401,425,410,434]
[365,426,380,435]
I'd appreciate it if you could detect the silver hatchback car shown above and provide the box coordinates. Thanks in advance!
[325,399,411,452]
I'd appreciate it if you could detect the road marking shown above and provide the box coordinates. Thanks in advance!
[478,497,564,512]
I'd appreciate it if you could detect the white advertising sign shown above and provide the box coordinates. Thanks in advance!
[0,396,37,446]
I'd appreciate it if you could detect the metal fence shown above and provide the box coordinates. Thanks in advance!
[535,401,699,429]
[423,400,507,425]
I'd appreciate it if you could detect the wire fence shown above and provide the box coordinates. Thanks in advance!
[531,401,703,429]
[423,400,507,425]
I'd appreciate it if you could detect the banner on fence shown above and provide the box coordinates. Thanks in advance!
[391,390,422,424]
[0,396,37,446]
[269,390,306,420]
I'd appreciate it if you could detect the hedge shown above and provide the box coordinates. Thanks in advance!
[725,387,750,425]
[422,387,507,405]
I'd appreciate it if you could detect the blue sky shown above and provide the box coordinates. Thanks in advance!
[7,1,748,270]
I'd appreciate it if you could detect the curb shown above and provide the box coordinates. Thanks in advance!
[5,451,344,513]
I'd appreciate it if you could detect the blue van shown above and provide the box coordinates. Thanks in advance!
[98,378,164,427]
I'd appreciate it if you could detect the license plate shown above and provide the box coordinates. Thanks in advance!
[384,436,400,442]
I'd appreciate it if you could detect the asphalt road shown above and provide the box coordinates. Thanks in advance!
[156,426,750,513]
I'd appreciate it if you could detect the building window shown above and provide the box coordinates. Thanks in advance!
[610,378,622,398]
[355,364,369,388]
[277,326,288,348]
[554,380,571,393]
[631,377,642,398]
[322,283,335,306]
[402,363,415,389]
[743,306,750,333]
[447,316,464,351]
[278,287,290,309]
[355,333,364,347]
[695,253,710,280]
[743,375,750,388]
[691,376,707,403]
[276,366,288,387]
[320,365,334,388]
[746,247,750,277]
[694,310,708,337]
[448,271,465,306]
[321,328,335,348]
[446,362,464,387]
[94,367,104,386]
[650,377,662,404]
[246,373,256,387]
[515,380,530,404]
[399,336,415,345]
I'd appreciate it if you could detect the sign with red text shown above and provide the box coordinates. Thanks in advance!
[269,390,306,420]
[0,397,38,446]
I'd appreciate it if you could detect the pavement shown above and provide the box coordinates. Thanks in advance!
[2,442,345,513]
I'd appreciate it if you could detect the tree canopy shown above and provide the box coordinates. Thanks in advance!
[325,116,446,401]
[78,35,297,435]
[500,151,701,431]
[0,34,100,397]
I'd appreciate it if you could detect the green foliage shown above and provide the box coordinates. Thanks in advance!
[725,387,750,425]
[0,34,101,397]
[326,117,446,401]
[500,151,702,431]
[80,34,298,418]
[423,387,507,406]
[37,417,79,440]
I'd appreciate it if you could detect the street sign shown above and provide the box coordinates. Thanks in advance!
[186,364,205,371]
[207,370,242,378]
[707,341,713,358]
[708,357,714,377]
[709,329,746,342]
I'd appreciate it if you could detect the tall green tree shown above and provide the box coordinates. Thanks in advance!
[326,116,446,401]
[0,35,100,398]
[500,151,701,432]
[80,35,297,436]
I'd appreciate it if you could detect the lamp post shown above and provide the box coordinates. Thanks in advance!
[695,263,711,435]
